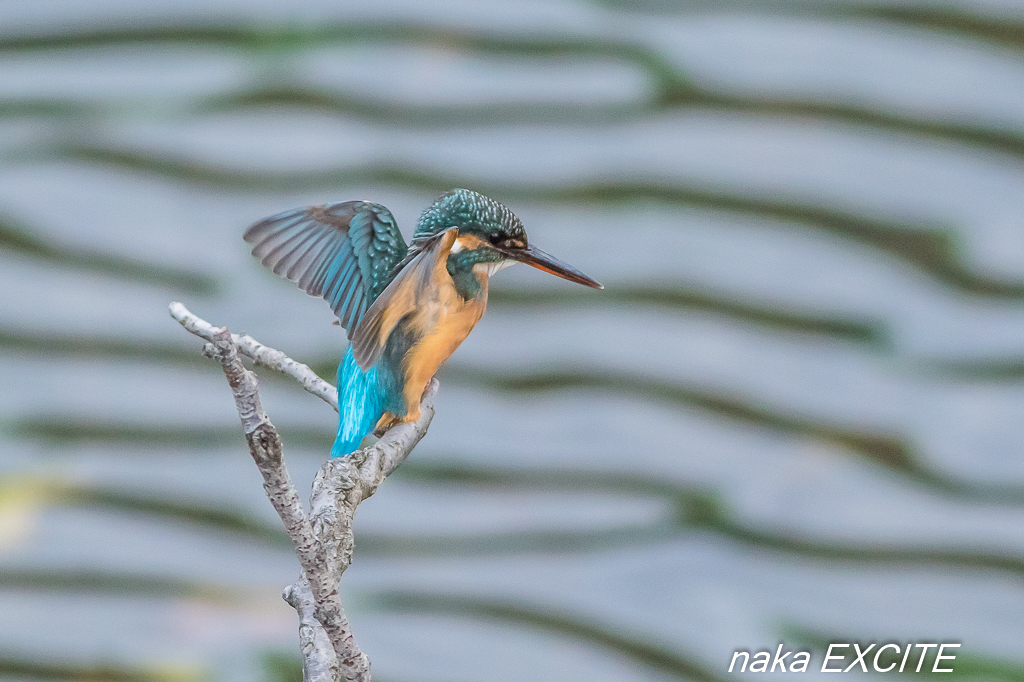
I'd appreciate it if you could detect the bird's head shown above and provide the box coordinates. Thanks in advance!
[414,189,603,289]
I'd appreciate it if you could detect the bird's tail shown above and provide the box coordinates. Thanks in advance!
[331,345,387,457]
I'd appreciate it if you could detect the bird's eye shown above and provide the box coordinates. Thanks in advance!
[489,233,524,250]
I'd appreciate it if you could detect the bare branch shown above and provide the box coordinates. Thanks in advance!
[169,302,439,682]
[310,379,438,577]
[189,320,363,677]
[283,581,340,682]
[170,301,338,412]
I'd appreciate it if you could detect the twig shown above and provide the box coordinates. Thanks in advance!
[184,316,360,677]
[284,580,340,682]
[169,302,438,682]
[169,301,338,412]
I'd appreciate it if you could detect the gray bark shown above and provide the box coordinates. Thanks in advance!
[170,302,437,682]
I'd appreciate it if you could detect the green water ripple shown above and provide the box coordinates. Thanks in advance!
[0,656,203,682]
[14,354,1024,506]
[28,143,1007,300]
[374,591,726,682]
[0,213,216,295]
[9,464,1024,576]
[0,568,244,603]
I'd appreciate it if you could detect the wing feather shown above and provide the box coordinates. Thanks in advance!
[244,201,408,337]
[272,228,323,277]
[333,260,364,328]
[304,242,345,296]
[340,288,365,332]
[284,229,333,281]
[350,228,459,370]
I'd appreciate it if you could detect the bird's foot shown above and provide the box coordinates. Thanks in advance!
[373,412,401,437]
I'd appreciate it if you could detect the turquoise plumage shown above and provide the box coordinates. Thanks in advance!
[333,346,386,457]
[245,189,601,457]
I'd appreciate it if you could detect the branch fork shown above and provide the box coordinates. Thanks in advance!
[170,302,437,682]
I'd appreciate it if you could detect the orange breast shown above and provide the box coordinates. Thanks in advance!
[399,270,488,421]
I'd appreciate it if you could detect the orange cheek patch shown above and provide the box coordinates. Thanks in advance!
[451,234,486,253]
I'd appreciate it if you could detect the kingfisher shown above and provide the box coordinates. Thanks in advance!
[244,188,602,457]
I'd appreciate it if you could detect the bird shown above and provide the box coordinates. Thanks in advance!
[244,188,602,457]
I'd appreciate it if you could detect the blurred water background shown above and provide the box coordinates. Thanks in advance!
[5,0,1024,680]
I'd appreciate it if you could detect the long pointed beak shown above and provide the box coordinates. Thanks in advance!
[508,244,603,289]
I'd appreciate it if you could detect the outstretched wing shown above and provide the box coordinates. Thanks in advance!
[351,228,459,370]
[244,201,408,336]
